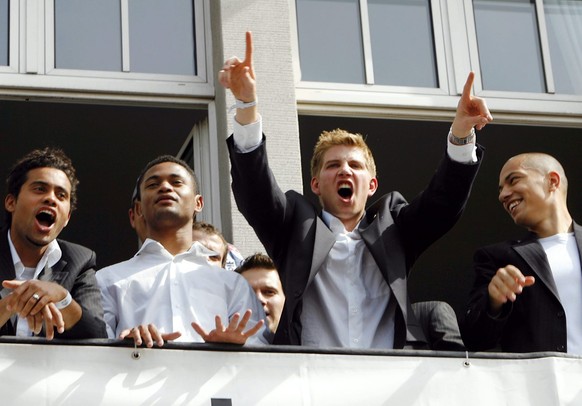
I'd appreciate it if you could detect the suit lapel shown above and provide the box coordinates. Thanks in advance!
[39,259,67,284]
[0,230,16,282]
[513,238,560,301]
[574,222,582,266]
[307,216,335,287]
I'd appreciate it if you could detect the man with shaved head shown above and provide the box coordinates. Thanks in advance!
[462,153,581,354]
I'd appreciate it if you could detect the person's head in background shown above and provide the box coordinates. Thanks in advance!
[236,253,285,333]
[192,221,228,268]
[128,184,147,245]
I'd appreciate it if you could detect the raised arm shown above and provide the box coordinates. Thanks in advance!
[218,31,258,126]
[451,72,493,137]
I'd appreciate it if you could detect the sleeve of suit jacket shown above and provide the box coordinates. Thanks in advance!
[56,241,107,339]
[460,245,512,351]
[227,134,293,261]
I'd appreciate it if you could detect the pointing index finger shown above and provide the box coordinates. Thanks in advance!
[461,71,475,102]
[244,31,253,66]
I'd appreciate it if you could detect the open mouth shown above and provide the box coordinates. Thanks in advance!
[36,210,56,227]
[338,183,353,199]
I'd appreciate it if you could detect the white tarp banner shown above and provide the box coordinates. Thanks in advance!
[1,341,582,405]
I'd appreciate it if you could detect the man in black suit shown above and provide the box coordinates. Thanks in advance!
[220,32,491,348]
[462,153,581,354]
[0,147,106,339]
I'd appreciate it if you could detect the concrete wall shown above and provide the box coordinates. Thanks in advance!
[213,0,302,257]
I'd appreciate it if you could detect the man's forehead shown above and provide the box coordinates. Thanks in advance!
[323,145,366,161]
[26,167,71,189]
[244,267,278,278]
[144,162,190,179]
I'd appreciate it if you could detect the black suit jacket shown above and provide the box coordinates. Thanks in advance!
[0,228,107,339]
[461,222,582,353]
[228,135,483,347]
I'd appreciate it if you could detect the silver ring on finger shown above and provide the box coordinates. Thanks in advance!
[32,293,41,301]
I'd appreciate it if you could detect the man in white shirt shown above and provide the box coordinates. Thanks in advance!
[220,32,491,348]
[462,153,582,354]
[97,155,269,347]
[0,147,106,339]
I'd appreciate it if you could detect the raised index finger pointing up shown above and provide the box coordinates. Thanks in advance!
[461,71,475,102]
[244,31,253,66]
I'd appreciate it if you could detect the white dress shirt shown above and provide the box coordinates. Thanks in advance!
[97,239,269,344]
[3,229,62,337]
[301,212,396,349]
[539,232,582,355]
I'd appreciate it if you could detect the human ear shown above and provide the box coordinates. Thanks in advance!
[194,195,204,214]
[4,194,15,213]
[547,171,560,191]
[368,177,378,196]
[310,177,321,196]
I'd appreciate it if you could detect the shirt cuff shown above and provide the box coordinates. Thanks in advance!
[233,114,263,153]
[447,135,478,164]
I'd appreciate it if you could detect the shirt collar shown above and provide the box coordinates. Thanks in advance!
[7,229,62,278]
[321,210,363,239]
[136,238,215,262]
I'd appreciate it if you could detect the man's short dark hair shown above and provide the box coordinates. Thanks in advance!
[5,147,79,225]
[236,253,276,274]
[134,155,199,201]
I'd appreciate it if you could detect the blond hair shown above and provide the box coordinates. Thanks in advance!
[310,129,376,178]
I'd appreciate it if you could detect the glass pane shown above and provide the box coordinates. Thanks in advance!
[473,0,545,92]
[296,0,365,84]
[369,0,437,87]
[128,0,196,75]
[0,0,8,66]
[55,0,122,71]
[544,0,582,95]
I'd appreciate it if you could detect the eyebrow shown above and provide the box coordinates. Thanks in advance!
[29,180,70,194]
[498,171,519,191]
[144,173,185,183]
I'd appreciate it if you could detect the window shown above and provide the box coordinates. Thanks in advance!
[296,0,439,88]
[294,0,582,122]
[0,0,8,66]
[473,0,545,93]
[368,0,437,88]
[0,0,211,97]
[543,0,582,95]
[54,0,197,75]
[473,0,582,95]
[55,0,122,71]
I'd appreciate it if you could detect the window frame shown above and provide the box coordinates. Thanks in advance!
[0,0,19,73]
[293,0,582,125]
[0,0,213,99]
[293,0,449,96]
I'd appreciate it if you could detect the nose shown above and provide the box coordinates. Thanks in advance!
[158,180,173,192]
[256,292,267,306]
[43,191,57,206]
[338,161,351,175]
[498,185,510,203]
